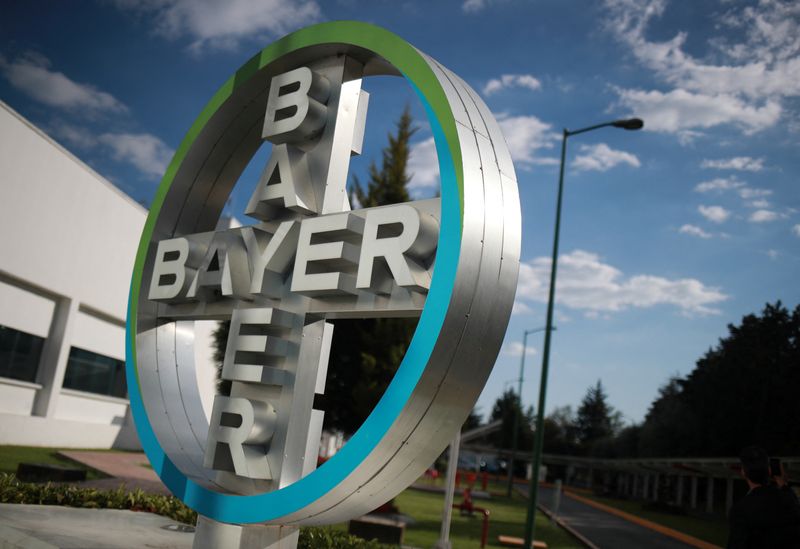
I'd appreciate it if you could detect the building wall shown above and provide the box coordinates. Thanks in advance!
[0,101,220,449]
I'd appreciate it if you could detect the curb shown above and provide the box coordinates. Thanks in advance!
[563,490,723,549]
[536,503,599,549]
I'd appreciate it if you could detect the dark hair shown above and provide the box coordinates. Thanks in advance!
[739,446,769,485]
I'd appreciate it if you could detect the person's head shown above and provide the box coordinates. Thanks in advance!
[739,446,769,485]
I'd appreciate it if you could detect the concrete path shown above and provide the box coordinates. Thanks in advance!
[59,451,169,494]
[0,503,194,548]
[535,485,699,549]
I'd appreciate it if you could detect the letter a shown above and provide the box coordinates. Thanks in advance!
[245,145,318,219]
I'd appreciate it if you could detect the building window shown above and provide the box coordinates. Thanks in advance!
[0,325,45,383]
[63,347,127,399]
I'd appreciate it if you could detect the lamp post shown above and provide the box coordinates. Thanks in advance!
[523,118,643,547]
[506,326,554,498]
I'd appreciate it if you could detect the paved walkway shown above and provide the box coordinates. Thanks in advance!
[0,503,194,548]
[533,485,705,549]
[59,451,169,494]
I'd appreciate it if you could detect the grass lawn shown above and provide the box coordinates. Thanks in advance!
[579,492,729,547]
[0,445,109,480]
[394,487,582,549]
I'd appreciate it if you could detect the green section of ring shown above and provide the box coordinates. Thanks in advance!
[128,21,464,385]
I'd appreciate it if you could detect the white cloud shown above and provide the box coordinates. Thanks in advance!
[766,249,780,260]
[503,341,538,358]
[604,0,799,136]
[112,0,322,51]
[698,205,731,223]
[679,224,712,239]
[739,187,772,200]
[516,250,727,316]
[693,176,744,193]
[483,74,542,95]
[701,156,765,172]
[615,88,781,135]
[0,52,126,113]
[748,209,780,223]
[749,199,771,209]
[496,114,561,169]
[98,132,174,178]
[462,0,487,12]
[512,300,533,315]
[572,143,640,172]
[407,137,439,196]
[792,224,800,237]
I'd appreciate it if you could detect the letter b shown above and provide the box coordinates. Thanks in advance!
[262,67,330,145]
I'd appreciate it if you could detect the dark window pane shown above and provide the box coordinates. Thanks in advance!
[63,347,127,398]
[0,325,44,383]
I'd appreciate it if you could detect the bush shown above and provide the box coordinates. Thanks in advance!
[0,473,196,524]
[0,474,389,548]
[299,527,390,548]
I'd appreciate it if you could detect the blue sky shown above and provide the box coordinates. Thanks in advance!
[2,0,798,425]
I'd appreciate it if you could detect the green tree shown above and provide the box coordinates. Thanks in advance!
[542,405,580,455]
[488,388,535,451]
[323,107,419,434]
[639,301,800,457]
[575,380,621,455]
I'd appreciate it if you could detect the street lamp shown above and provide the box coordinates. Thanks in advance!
[506,326,554,498]
[523,118,644,547]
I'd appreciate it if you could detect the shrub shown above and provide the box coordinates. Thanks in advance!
[0,474,389,548]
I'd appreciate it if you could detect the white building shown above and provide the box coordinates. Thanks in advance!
[0,101,219,449]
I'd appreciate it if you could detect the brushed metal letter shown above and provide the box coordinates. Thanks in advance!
[291,213,363,295]
[356,204,438,293]
[245,145,318,219]
[262,67,330,145]
[242,221,300,298]
[148,237,191,301]
[204,395,276,479]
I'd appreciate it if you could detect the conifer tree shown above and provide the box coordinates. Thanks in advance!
[324,107,419,434]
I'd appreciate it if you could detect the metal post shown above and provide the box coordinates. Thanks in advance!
[652,473,659,501]
[523,128,567,547]
[706,477,714,514]
[725,478,734,515]
[520,118,643,548]
[507,330,529,497]
[676,475,684,506]
[690,476,698,509]
[552,479,562,519]
[435,431,462,549]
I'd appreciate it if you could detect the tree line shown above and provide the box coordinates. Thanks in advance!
[524,301,800,458]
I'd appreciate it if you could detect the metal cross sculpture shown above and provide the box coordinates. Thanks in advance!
[128,22,520,541]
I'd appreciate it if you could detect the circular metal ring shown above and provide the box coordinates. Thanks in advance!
[127,21,520,525]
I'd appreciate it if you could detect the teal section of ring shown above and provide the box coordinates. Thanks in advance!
[126,22,464,523]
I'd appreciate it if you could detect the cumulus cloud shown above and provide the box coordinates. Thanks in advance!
[698,205,730,223]
[693,176,744,193]
[112,0,322,51]
[0,52,126,113]
[503,341,538,357]
[515,250,727,316]
[701,156,765,172]
[483,74,542,95]
[462,0,488,12]
[614,87,781,136]
[98,132,174,178]
[572,143,640,172]
[497,114,561,168]
[679,224,712,239]
[748,209,780,223]
[407,137,439,196]
[605,0,799,136]
[793,224,800,237]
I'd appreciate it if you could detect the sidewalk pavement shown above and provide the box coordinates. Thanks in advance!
[0,503,194,549]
